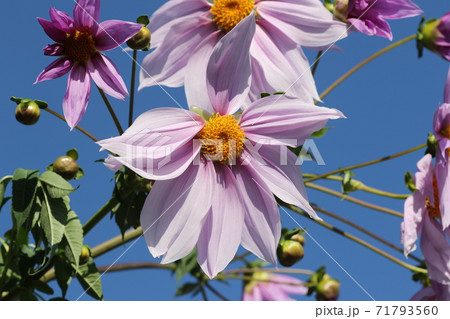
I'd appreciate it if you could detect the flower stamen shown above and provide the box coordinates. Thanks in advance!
[197,113,245,164]
[63,30,97,64]
[426,174,441,219]
[211,0,255,33]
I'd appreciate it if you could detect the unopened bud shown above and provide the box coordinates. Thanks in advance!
[127,26,151,50]
[290,233,306,246]
[80,245,91,265]
[53,156,79,180]
[15,101,40,125]
[316,275,340,301]
[277,240,304,267]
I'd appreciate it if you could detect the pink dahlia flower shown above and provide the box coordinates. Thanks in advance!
[402,154,450,286]
[35,0,142,129]
[433,67,450,229]
[334,0,422,40]
[99,14,344,278]
[243,272,307,301]
[139,0,349,104]
[410,281,450,301]
[420,12,450,61]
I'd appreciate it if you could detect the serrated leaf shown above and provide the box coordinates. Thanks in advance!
[175,282,198,297]
[136,15,150,25]
[63,210,83,269]
[39,191,68,248]
[54,254,73,298]
[39,171,75,198]
[66,149,79,161]
[75,258,103,300]
[12,169,39,238]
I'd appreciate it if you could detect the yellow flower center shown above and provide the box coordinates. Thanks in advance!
[211,0,255,33]
[426,174,441,220]
[441,125,450,139]
[197,113,245,164]
[63,30,97,64]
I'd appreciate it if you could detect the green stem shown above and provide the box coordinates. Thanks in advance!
[97,86,124,135]
[44,108,99,142]
[199,283,209,301]
[286,204,427,274]
[204,282,229,301]
[221,268,314,276]
[320,34,417,100]
[222,275,314,287]
[303,174,409,199]
[306,182,403,218]
[304,142,427,184]
[311,50,323,76]
[310,204,421,263]
[96,262,175,274]
[128,50,138,127]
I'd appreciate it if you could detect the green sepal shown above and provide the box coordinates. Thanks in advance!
[136,15,150,26]
[311,127,332,138]
[425,132,437,158]
[66,149,79,161]
[404,171,417,192]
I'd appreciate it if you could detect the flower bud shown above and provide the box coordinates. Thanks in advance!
[53,156,79,180]
[290,233,306,246]
[80,245,91,265]
[127,26,151,50]
[15,101,40,125]
[316,274,340,301]
[418,13,450,61]
[277,240,304,267]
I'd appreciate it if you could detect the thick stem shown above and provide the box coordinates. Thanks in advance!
[286,205,427,274]
[96,262,175,274]
[320,34,417,100]
[304,143,426,184]
[128,50,138,127]
[97,86,124,135]
[306,182,403,218]
[44,108,99,142]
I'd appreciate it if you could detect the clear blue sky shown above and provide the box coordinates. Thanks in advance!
[1,0,449,301]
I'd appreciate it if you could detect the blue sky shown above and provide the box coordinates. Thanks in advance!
[0,0,449,301]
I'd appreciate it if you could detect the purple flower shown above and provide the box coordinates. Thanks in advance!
[35,0,142,129]
[410,281,450,301]
[139,0,349,104]
[243,272,307,301]
[402,154,450,285]
[419,12,450,61]
[334,0,422,40]
[99,14,344,278]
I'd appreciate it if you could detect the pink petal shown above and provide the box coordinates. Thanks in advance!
[95,20,143,51]
[375,0,423,20]
[249,22,319,104]
[436,161,450,230]
[207,11,255,115]
[243,285,263,301]
[49,7,74,33]
[445,66,450,103]
[244,145,319,220]
[63,64,91,129]
[260,283,293,301]
[37,17,67,42]
[239,95,344,147]
[98,108,205,180]
[73,0,100,34]
[401,195,425,256]
[256,0,348,48]
[88,53,128,100]
[149,0,211,48]
[43,44,64,56]
[139,17,215,89]
[184,31,221,114]
[35,57,72,83]
[233,158,280,265]
[197,165,245,278]
[271,274,308,296]
[140,160,215,261]
[410,287,436,301]
[104,155,123,172]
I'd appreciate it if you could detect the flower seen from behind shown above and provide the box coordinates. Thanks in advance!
[243,272,307,301]
[418,12,450,61]
[99,13,344,278]
[35,0,142,129]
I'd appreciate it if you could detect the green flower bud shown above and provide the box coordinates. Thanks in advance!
[127,26,151,50]
[53,156,79,180]
[277,240,304,267]
[290,233,306,246]
[15,101,41,125]
[316,274,340,301]
[80,245,91,265]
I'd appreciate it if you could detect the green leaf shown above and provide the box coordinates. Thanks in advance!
[66,149,79,161]
[311,127,332,138]
[12,169,39,237]
[174,250,199,282]
[33,100,48,109]
[39,190,69,248]
[75,257,103,300]
[63,210,83,269]
[31,280,54,295]
[175,282,199,297]
[0,176,12,211]
[39,171,75,198]
[137,15,150,26]
[74,167,85,180]
[54,254,73,298]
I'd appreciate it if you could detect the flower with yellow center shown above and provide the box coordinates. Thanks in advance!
[211,0,255,33]
[197,114,246,164]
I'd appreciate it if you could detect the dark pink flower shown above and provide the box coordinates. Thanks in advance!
[410,281,450,301]
[35,0,142,129]
[419,12,450,61]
